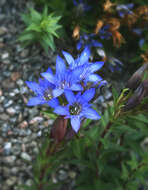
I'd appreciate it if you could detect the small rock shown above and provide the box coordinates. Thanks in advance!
[29,116,44,125]
[0,96,5,103]
[12,145,21,155]
[6,107,16,115]
[68,171,76,179]
[16,79,24,86]
[1,52,9,59]
[1,123,11,132]
[4,99,13,108]
[0,105,4,112]
[6,176,17,186]
[0,113,9,120]
[0,26,7,35]
[11,167,19,175]
[0,88,2,96]
[20,86,28,94]
[37,131,42,137]
[4,156,16,164]
[104,90,112,100]
[20,49,29,58]
[2,79,15,89]
[58,170,68,180]
[21,152,32,161]
[19,121,28,128]
[4,142,12,155]
[11,72,21,81]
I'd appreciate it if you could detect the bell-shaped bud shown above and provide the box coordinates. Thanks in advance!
[51,116,68,143]
[126,64,148,90]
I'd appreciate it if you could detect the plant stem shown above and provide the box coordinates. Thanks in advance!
[38,142,59,190]
[95,121,112,176]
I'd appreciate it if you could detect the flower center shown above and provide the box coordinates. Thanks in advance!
[43,89,53,101]
[69,102,82,115]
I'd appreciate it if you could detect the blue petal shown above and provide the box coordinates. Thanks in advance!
[81,88,95,102]
[27,97,46,106]
[71,116,81,132]
[65,90,76,104]
[56,55,66,76]
[53,88,64,97]
[71,67,83,81]
[70,84,83,91]
[48,98,59,108]
[83,108,101,120]
[26,81,42,96]
[41,72,55,84]
[92,40,103,47]
[79,46,90,65]
[88,62,104,73]
[62,51,75,66]
[87,74,103,83]
[139,38,145,48]
[127,3,134,9]
[76,41,82,50]
[46,67,53,74]
[54,106,69,115]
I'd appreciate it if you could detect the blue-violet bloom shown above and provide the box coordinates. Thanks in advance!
[73,0,91,12]
[26,76,59,107]
[62,47,104,83]
[116,3,134,18]
[99,25,112,40]
[41,55,83,98]
[76,33,103,50]
[54,88,101,132]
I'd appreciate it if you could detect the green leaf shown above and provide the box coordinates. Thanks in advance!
[18,32,35,42]
[112,87,118,104]
[41,111,57,119]
[121,163,129,180]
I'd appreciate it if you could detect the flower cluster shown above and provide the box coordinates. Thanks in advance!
[26,47,104,132]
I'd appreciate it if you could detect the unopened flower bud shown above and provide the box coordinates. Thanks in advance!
[124,94,141,110]
[126,64,148,90]
[51,116,68,143]
[72,25,80,40]
[141,79,148,98]
[124,80,146,111]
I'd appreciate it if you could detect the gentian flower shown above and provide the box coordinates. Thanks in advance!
[99,25,112,40]
[62,47,104,83]
[73,0,91,12]
[53,89,101,132]
[116,3,134,18]
[26,75,59,107]
[41,55,83,98]
[76,33,103,50]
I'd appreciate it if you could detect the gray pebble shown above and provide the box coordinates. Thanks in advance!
[21,152,32,161]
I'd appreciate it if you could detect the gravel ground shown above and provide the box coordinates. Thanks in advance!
[0,1,128,190]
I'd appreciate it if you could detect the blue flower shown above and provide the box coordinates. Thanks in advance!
[26,76,59,107]
[76,33,103,50]
[116,3,134,18]
[62,47,104,83]
[73,0,91,12]
[99,25,112,40]
[53,89,101,132]
[41,55,83,98]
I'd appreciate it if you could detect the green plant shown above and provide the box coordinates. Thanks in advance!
[19,6,62,52]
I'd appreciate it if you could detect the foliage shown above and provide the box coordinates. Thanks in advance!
[19,6,62,52]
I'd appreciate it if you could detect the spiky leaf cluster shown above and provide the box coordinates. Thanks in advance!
[19,6,62,52]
